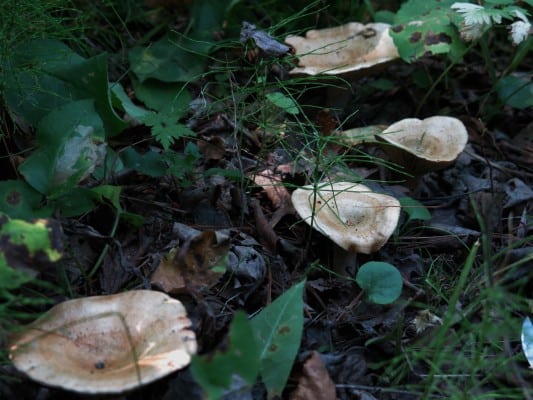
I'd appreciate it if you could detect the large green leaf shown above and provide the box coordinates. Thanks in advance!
[128,0,236,83]
[19,99,105,197]
[251,280,305,398]
[129,33,209,83]
[0,180,51,219]
[191,312,260,399]
[3,39,126,135]
[131,78,191,114]
[391,0,466,62]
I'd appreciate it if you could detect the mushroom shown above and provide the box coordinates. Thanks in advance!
[375,116,468,174]
[284,22,399,110]
[9,290,197,394]
[291,181,400,254]
[284,22,399,76]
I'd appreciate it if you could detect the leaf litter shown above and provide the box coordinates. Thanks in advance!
[1,2,532,400]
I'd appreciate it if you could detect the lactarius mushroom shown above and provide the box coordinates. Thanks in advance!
[291,182,400,254]
[376,116,468,174]
[9,290,197,394]
[284,22,399,76]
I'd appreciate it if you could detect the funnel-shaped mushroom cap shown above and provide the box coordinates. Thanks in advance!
[376,116,468,173]
[9,290,197,394]
[291,182,400,253]
[285,22,399,76]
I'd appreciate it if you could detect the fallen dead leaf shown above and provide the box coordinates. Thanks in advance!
[151,230,229,294]
[290,351,337,400]
[253,169,291,209]
[253,168,295,228]
[198,135,226,160]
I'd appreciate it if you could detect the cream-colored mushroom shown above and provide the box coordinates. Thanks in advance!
[285,22,399,76]
[375,116,468,174]
[9,290,197,394]
[291,182,400,254]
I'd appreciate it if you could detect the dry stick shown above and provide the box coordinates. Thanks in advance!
[250,197,278,254]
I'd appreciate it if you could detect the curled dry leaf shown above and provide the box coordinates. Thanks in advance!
[254,169,291,209]
[9,290,197,394]
[290,351,337,400]
[291,182,400,254]
[198,135,226,160]
[240,21,291,57]
[285,22,399,76]
[151,230,229,294]
[376,116,468,173]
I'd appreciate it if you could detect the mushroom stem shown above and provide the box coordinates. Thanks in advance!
[332,244,358,277]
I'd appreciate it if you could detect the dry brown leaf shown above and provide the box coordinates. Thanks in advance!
[151,230,229,294]
[198,136,226,160]
[253,169,291,209]
[290,351,337,400]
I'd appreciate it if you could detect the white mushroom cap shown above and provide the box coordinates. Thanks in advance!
[285,22,399,76]
[291,182,400,253]
[376,116,468,172]
[9,290,197,394]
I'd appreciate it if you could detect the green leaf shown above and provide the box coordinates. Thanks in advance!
[496,75,533,109]
[110,82,151,120]
[191,311,260,399]
[356,262,403,304]
[52,188,96,217]
[0,216,62,262]
[0,253,34,292]
[131,78,191,114]
[142,111,196,150]
[251,280,305,398]
[18,99,105,196]
[3,39,86,126]
[90,185,123,211]
[3,39,126,135]
[121,147,167,177]
[0,180,51,219]
[399,197,431,222]
[391,0,466,62]
[129,32,209,83]
[128,0,236,83]
[266,92,299,115]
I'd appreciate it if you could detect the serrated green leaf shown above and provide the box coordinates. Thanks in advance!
[142,112,196,150]
[191,311,260,399]
[251,280,305,398]
[356,262,402,304]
